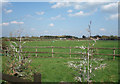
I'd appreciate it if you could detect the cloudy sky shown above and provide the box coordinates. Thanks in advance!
[1,1,118,37]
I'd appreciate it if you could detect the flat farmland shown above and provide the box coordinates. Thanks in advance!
[2,40,119,82]
[21,40,118,58]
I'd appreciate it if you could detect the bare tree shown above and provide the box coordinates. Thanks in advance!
[87,21,92,82]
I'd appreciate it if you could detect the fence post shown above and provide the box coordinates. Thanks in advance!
[70,47,71,58]
[52,46,54,57]
[113,49,115,60]
[34,73,41,83]
[36,47,37,57]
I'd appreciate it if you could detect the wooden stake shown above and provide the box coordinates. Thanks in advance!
[52,47,53,57]
[70,47,71,58]
[36,48,37,57]
[113,49,115,60]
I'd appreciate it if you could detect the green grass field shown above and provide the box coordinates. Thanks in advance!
[2,40,119,82]
[22,40,118,59]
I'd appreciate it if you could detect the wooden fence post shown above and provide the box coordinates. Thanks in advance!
[52,47,53,57]
[113,49,115,60]
[36,47,37,57]
[70,47,71,58]
[34,73,41,83]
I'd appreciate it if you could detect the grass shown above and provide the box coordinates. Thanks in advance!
[17,40,118,58]
[2,40,119,82]
[30,57,80,82]
[91,59,119,82]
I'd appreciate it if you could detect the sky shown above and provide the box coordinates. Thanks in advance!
[1,1,119,38]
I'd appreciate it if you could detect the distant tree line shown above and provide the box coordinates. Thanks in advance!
[40,35,78,39]
[1,35,119,41]
[82,35,119,40]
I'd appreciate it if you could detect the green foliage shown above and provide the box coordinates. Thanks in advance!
[2,42,8,50]
[2,39,35,81]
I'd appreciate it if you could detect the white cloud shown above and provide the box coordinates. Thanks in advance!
[0,22,9,26]
[51,2,118,16]
[69,9,97,17]
[0,0,11,8]
[0,21,24,26]
[69,11,87,16]
[3,22,9,26]
[74,4,85,10]
[67,9,73,13]
[35,11,44,15]
[31,28,36,31]
[11,21,24,24]
[49,0,55,4]
[100,28,106,31]
[51,2,103,17]
[4,9,13,14]
[51,2,104,10]
[101,2,118,13]
[37,17,43,20]
[44,30,48,33]
[51,2,71,8]
[49,23,54,27]
[25,14,33,18]
[51,15,65,20]
[74,2,104,10]
[49,0,119,2]
[108,13,118,20]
